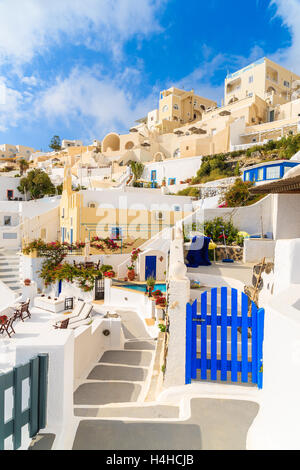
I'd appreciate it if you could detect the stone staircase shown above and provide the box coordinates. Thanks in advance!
[0,247,22,295]
[72,309,181,449]
[32,307,259,450]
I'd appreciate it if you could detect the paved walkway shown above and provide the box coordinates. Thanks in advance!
[72,309,259,450]
[188,261,254,286]
[73,398,258,450]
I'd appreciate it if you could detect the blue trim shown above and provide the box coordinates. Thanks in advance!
[111,227,122,240]
[168,178,176,185]
[243,162,300,184]
[151,170,157,181]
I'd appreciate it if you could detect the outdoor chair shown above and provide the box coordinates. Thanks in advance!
[84,262,94,269]
[0,315,16,338]
[15,299,31,322]
[54,318,69,330]
[68,303,93,325]
[54,317,93,330]
[68,318,93,329]
[54,300,85,327]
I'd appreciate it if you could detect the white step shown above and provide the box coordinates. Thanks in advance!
[0,251,21,293]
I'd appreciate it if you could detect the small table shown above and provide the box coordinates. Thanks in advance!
[34,297,65,314]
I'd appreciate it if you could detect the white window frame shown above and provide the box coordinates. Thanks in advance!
[266,166,280,180]
[257,168,264,181]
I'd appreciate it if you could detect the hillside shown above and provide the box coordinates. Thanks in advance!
[191,133,300,185]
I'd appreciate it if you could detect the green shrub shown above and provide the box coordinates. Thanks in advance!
[177,187,200,197]
[204,217,239,245]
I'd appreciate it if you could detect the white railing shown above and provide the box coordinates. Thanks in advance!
[231,140,269,152]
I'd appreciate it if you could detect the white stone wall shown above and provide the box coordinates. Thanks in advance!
[142,155,203,186]
[199,194,274,237]
[243,238,276,263]
[273,194,300,240]
[74,317,121,383]
[164,232,190,388]
[247,238,300,449]
[273,238,300,294]
[105,282,155,320]
[0,176,24,201]
[15,331,75,450]
[138,249,166,282]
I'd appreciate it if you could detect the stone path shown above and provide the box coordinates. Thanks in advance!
[73,398,258,450]
[72,309,259,450]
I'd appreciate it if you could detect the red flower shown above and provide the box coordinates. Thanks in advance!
[0,315,8,325]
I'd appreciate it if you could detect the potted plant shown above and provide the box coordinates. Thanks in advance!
[24,278,31,286]
[162,177,166,187]
[103,270,115,278]
[0,315,8,325]
[127,265,135,281]
[152,289,162,299]
[146,276,156,297]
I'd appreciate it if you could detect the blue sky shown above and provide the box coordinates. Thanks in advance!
[0,0,299,151]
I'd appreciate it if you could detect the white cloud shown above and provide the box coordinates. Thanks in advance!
[174,46,265,105]
[34,67,156,139]
[21,75,38,87]
[0,0,166,65]
[270,0,300,73]
[0,79,24,132]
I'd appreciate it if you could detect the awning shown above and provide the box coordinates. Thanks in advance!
[250,175,300,194]
[173,129,184,135]
[219,110,231,116]
[191,128,207,135]
[135,117,147,124]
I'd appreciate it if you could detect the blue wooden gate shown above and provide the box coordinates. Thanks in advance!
[0,354,49,450]
[186,287,265,388]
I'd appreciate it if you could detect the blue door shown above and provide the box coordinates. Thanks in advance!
[70,229,73,245]
[151,170,157,181]
[145,256,157,280]
[111,227,122,240]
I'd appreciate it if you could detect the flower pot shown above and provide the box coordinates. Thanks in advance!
[24,279,31,286]
[128,270,135,281]
[148,286,154,297]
